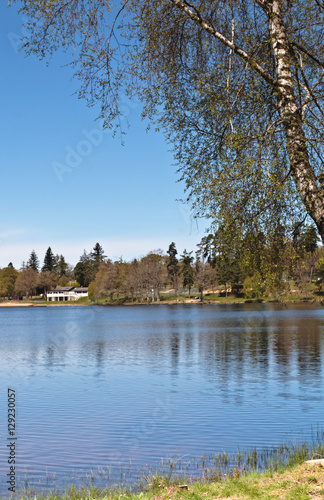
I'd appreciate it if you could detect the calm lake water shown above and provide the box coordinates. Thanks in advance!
[0,303,324,495]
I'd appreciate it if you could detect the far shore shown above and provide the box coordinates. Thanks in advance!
[0,301,85,307]
[0,297,323,307]
[9,459,324,500]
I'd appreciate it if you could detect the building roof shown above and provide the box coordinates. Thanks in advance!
[47,286,88,293]
[53,286,75,291]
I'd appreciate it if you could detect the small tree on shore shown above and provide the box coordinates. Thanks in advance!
[15,268,38,299]
[0,266,18,299]
[37,271,57,296]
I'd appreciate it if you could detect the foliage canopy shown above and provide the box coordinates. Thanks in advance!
[12,0,324,239]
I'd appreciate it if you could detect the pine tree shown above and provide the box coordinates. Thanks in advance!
[73,250,94,287]
[52,254,68,277]
[91,243,106,274]
[27,250,40,272]
[180,250,194,298]
[57,255,68,277]
[42,247,54,272]
[167,242,180,300]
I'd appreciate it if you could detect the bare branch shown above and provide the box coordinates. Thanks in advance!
[291,40,324,68]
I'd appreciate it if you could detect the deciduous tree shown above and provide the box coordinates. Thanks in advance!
[12,0,324,240]
[37,271,57,295]
[139,251,167,302]
[0,266,18,299]
[15,268,38,299]
[92,260,118,300]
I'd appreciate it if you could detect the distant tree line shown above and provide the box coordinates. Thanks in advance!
[1,224,324,301]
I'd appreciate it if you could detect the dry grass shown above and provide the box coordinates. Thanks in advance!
[15,461,324,500]
[147,461,324,500]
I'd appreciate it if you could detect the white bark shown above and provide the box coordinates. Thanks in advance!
[170,0,324,239]
[264,0,324,238]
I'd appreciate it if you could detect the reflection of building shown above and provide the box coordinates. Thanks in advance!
[46,286,88,302]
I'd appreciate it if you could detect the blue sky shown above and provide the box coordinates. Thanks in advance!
[0,3,209,269]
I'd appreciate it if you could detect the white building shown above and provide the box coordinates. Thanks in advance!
[47,286,88,302]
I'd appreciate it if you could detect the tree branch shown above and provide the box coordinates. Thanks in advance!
[291,41,324,68]
[168,0,277,88]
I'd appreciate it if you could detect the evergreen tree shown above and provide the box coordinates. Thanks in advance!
[298,225,319,254]
[216,256,236,297]
[52,254,68,277]
[73,250,94,287]
[196,236,212,263]
[42,247,54,272]
[205,229,243,296]
[52,254,59,274]
[167,242,180,300]
[91,243,106,273]
[27,250,39,272]
[180,250,194,298]
[57,255,68,277]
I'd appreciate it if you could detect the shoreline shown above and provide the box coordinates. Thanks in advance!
[0,302,84,307]
[0,298,323,307]
[9,459,324,500]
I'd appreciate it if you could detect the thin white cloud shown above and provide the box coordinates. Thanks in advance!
[0,228,27,240]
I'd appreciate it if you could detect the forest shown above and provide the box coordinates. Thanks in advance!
[1,223,324,303]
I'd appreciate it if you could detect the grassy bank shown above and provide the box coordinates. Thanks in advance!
[2,286,324,307]
[58,287,324,306]
[12,436,324,499]
[2,296,323,306]
[56,295,324,306]
[13,461,324,499]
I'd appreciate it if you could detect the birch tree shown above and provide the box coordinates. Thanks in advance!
[12,0,324,239]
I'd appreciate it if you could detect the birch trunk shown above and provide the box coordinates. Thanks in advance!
[171,0,324,239]
[265,0,324,239]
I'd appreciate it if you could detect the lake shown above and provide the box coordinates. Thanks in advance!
[0,303,324,495]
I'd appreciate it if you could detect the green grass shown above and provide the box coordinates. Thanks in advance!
[13,460,324,499]
[12,435,324,499]
[24,289,324,306]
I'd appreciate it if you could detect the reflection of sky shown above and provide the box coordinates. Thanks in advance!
[0,304,324,493]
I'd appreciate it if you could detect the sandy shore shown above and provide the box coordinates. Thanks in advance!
[0,302,36,307]
[0,302,86,307]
